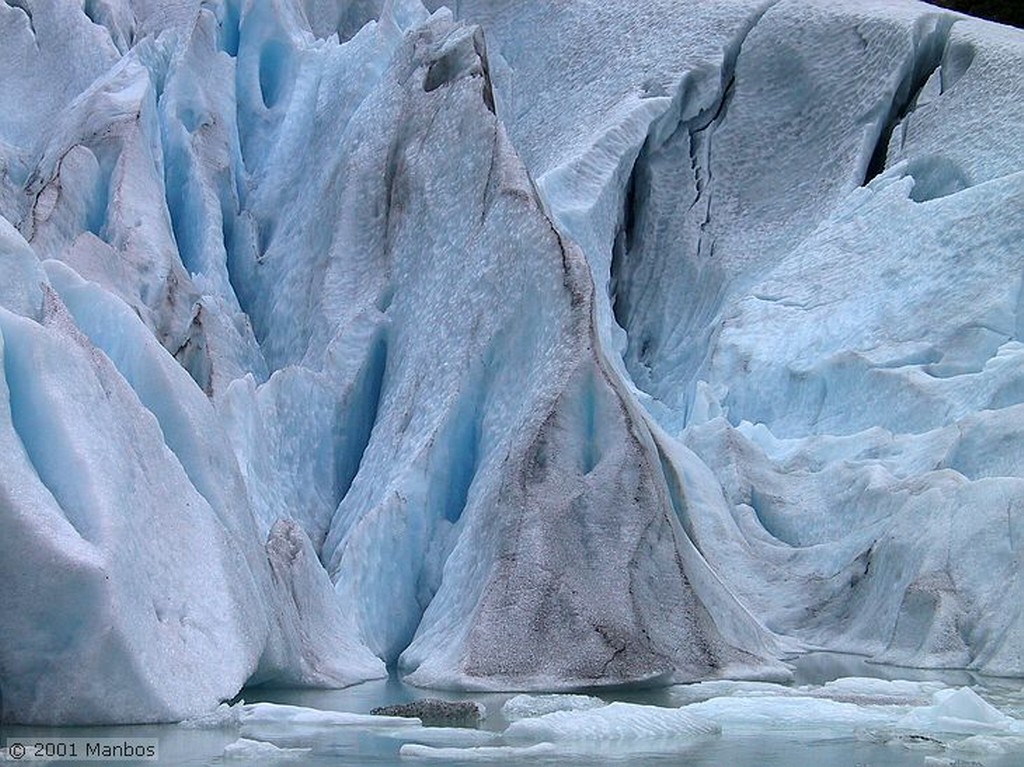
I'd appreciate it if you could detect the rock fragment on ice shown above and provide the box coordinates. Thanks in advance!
[371,699,484,727]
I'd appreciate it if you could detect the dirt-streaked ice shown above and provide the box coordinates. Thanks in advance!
[0,0,1021,726]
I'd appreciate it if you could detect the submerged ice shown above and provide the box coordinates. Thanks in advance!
[0,0,1022,725]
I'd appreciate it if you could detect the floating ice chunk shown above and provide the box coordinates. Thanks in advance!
[677,683,1022,752]
[673,676,947,709]
[222,737,311,760]
[502,693,607,721]
[682,695,899,734]
[241,702,423,729]
[895,688,1024,736]
[504,701,719,742]
[239,702,439,754]
[671,679,796,705]
[952,734,1024,755]
[399,743,558,760]
[817,677,948,703]
[179,701,244,730]
[241,702,413,727]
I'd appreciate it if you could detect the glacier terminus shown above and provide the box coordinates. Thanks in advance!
[0,0,1023,729]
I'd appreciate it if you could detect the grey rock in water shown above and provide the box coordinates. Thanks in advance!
[370,698,484,727]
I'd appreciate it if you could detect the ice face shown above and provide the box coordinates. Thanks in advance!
[0,294,260,724]
[445,0,1024,679]
[0,0,1022,726]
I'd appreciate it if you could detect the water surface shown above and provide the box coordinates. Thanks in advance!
[3,654,1022,766]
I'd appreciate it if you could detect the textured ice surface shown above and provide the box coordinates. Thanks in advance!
[179,702,244,730]
[399,742,558,761]
[0,295,262,723]
[222,737,311,760]
[672,676,948,708]
[502,694,607,721]
[683,694,899,734]
[107,680,1024,763]
[241,702,423,730]
[895,688,1024,735]
[951,734,1024,756]
[668,682,1024,747]
[504,701,721,742]
[0,0,1022,726]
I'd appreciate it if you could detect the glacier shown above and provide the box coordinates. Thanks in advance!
[0,0,1022,726]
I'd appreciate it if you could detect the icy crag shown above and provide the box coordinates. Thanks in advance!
[0,0,1021,725]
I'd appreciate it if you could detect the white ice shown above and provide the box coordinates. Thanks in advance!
[399,742,558,761]
[501,694,607,721]
[221,737,310,760]
[0,0,1022,727]
[504,701,720,742]
[894,687,1024,736]
[240,701,423,730]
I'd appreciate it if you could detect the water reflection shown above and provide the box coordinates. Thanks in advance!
[1,653,1022,766]
[790,652,983,687]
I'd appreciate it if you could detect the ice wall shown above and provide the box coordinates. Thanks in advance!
[439,0,1024,675]
[0,0,1021,724]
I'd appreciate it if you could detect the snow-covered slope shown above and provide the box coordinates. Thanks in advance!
[0,0,1021,724]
